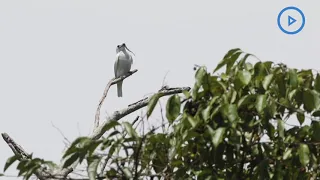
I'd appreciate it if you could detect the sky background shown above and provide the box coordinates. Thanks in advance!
[0,1,319,179]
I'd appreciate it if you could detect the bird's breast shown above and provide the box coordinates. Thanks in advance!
[115,53,132,77]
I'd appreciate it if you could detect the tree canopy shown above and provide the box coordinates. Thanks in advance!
[3,48,320,179]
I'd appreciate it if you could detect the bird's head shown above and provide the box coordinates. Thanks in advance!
[119,43,135,56]
[116,45,120,53]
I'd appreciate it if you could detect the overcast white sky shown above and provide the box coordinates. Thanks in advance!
[0,1,319,178]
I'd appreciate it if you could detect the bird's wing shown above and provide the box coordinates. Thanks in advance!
[114,54,120,77]
[130,54,133,65]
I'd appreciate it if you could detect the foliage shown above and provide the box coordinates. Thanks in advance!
[4,48,320,179]
[3,154,56,180]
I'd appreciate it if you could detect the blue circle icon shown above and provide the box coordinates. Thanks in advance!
[277,6,305,35]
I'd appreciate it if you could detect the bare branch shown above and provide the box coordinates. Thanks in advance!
[1,133,30,159]
[84,86,189,177]
[94,69,138,130]
[92,86,190,140]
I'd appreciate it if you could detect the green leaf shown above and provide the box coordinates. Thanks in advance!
[268,99,277,117]
[16,160,27,174]
[238,53,252,68]
[312,110,320,117]
[277,119,284,138]
[276,73,286,97]
[237,94,256,108]
[101,120,120,132]
[297,112,305,125]
[4,155,19,172]
[87,156,101,180]
[221,104,239,122]
[223,48,241,59]
[298,69,313,88]
[283,148,292,160]
[202,106,212,121]
[255,94,267,114]
[298,143,310,166]
[62,153,79,168]
[0,173,3,176]
[213,48,241,73]
[123,122,138,138]
[303,89,320,112]
[311,121,320,141]
[226,52,242,73]
[314,74,320,92]
[245,63,253,72]
[123,168,133,178]
[257,159,269,179]
[63,137,90,158]
[195,66,207,86]
[147,94,160,118]
[237,70,252,86]
[207,126,226,148]
[187,115,198,128]
[106,168,117,178]
[262,74,274,90]
[24,165,40,180]
[254,62,268,77]
[230,90,237,104]
[87,141,102,156]
[182,90,190,99]
[288,89,297,101]
[289,69,298,88]
[166,95,181,124]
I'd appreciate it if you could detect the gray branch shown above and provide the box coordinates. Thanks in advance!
[91,86,190,140]
[63,86,190,178]
[94,69,138,130]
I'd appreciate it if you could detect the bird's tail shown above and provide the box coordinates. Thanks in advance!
[117,81,123,97]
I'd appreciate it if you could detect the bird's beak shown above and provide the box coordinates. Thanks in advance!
[124,45,135,56]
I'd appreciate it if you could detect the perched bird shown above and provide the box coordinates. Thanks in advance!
[114,43,134,97]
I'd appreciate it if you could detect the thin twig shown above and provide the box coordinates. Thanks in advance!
[51,121,71,145]
[159,100,166,133]
[161,70,170,87]
[94,69,138,130]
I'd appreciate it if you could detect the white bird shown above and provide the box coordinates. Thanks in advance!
[114,43,134,97]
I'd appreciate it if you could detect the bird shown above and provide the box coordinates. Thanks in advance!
[114,43,135,97]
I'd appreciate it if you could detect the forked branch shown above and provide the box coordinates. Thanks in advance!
[92,86,190,140]
[94,69,138,130]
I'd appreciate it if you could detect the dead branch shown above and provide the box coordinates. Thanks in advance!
[2,133,31,159]
[94,69,138,130]
[58,86,190,178]
[92,86,190,140]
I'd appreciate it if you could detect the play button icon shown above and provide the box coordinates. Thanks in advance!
[288,15,296,26]
[277,6,305,35]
